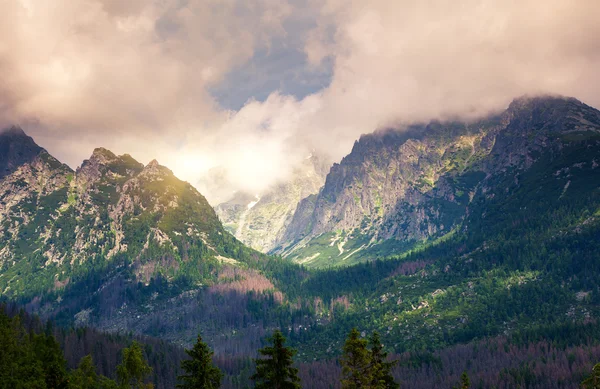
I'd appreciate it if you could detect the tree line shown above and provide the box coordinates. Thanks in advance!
[3,304,600,388]
[0,303,399,389]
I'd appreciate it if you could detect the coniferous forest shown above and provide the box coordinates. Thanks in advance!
[3,302,600,388]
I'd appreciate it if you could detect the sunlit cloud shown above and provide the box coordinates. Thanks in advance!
[1,0,599,203]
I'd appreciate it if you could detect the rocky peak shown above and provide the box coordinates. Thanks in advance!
[77,148,144,186]
[89,147,118,164]
[0,126,45,179]
[300,150,332,178]
[139,159,173,179]
[504,95,600,132]
[1,125,27,137]
[80,148,120,172]
[507,94,575,112]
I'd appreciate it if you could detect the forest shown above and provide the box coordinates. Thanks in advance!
[3,303,600,389]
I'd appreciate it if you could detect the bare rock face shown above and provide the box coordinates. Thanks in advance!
[0,126,45,179]
[215,152,331,252]
[277,96,600,266]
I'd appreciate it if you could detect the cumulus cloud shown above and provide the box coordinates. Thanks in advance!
[1,0,599,203]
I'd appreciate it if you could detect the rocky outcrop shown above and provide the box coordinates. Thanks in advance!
[277,96,600,266]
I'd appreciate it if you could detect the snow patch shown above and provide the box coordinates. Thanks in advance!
[247,195,260,210]
[559,180,571,199]
[295,252,320,265]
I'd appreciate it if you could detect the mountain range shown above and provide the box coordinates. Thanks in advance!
[270,95,600,267]
[0,126,258,297]
[1,95,600,388]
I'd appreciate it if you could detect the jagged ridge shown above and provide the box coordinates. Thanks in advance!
[276,96,600,267]
[0,134,256,297]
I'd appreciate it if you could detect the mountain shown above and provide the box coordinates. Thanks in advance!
[276,95,600,267]
[215,152,329,252]
[0,126,46,179]
[0,131,258,298]
[273,96,600,373]
[0,128,313,365]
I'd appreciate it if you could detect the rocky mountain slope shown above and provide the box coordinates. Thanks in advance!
[275,96,600,267]
[215,153,330,252]
[0,130,260,298]
[0,127,302,356]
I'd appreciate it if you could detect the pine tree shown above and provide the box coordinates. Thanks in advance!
[71,355,99,389]
[582,363,600,389]
[117,341,153,389]
[369,331,399,389]
[340,328,372,389]
[460,371,470,389]
[34,328,69,389]
[177,335,223,389]
[251,330,301,389]
[71,354,118,389]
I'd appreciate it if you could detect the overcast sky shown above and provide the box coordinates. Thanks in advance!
[1,0,599,203]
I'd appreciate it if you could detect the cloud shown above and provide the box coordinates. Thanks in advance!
[1,0,599,204]
[298,0,600,135]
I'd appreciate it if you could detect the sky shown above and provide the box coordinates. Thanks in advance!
[1,0,599,204]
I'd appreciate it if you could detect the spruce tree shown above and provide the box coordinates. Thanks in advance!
[582,363,600,389]
[34,329,69,389]
[340,328,372,389]
[177,335,223,389]
[117,341,153,389]
[251,330,301,389]
[369,331,399,389]
[71,354,118,389]
[0,313,46,388]
[71,355,99,389]
[460,371,470,389]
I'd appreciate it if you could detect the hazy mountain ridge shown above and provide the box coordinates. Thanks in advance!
[215,152,330,252]
[275,96,600,267]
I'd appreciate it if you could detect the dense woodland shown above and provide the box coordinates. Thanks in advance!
[3,303,600,388]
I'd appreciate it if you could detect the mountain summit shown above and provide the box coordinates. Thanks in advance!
[0,126,46,179]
